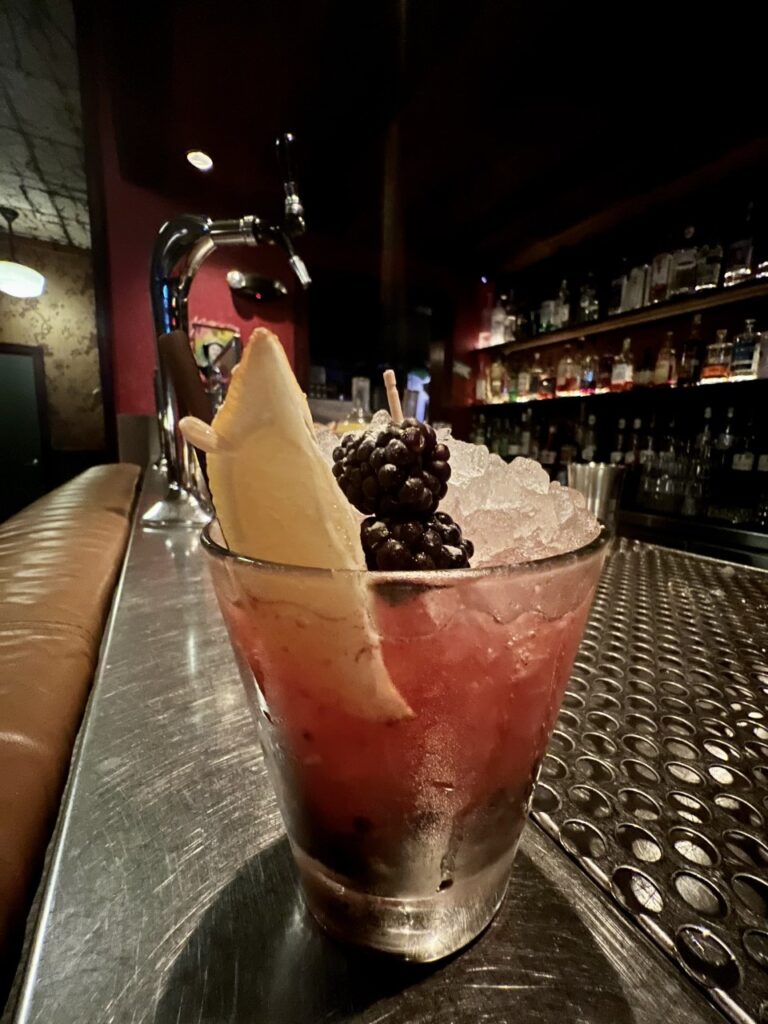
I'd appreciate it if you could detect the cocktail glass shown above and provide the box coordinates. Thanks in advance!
[203,522,608,961]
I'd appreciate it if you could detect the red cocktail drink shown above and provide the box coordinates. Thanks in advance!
[204,524,608,961]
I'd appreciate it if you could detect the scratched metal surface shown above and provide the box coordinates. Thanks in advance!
[7,469,724,1024]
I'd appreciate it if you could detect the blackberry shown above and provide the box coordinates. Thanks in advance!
[332,418,451,518]
[361,512,474,571]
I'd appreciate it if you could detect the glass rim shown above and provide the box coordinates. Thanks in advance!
[201,520,611,582]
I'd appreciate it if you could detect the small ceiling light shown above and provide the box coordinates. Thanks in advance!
[186,149,213,172]
[0,207,45,298]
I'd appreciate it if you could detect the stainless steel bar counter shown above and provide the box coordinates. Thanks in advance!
[6,467,765,1024]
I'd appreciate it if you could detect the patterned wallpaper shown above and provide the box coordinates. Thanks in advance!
[0,237,104,450]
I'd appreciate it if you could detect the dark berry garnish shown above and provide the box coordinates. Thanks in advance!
[361,513,473,570]
[332,419,450,518]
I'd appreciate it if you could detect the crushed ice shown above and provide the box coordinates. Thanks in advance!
[315,417,600,566]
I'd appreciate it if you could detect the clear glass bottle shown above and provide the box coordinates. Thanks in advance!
[624,418,643,466]
[610,418,627,464]
[556,344,579,395]
[517,361,532,400]
[701,329,732,381]
[677,314,704,386]
[520,407,532,456]
[610,338,634,392]
[624,264,648,310]
[724,201,754,287]
[732,420,756,473]
[654,332,677,386]
[537,364,556,399]
[758,330,768,380]
[579,342,597,394]
[489,357,507,401]
[554,280,570,329]
[539,299,557,333]
[695,240,723,291]
[578,273,600,322]
[580,414,598,462]
[490,296,508,344]
[529,352,544,396]
[596,352,613,393]
[668,226,698,297]
[648,246,672,304]
[730,318,759,379]
[608,259,629,316]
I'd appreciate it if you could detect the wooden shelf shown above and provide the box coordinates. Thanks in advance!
[468,280,768,357]
[460,376,767,413]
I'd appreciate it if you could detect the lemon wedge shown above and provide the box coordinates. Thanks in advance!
[181,327,411,721]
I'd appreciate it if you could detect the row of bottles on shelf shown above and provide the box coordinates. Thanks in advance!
[470,405,768,528]
[476,316,768,404]
[487,201,768,344]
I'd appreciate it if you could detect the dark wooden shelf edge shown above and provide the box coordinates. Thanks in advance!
[451,377,767,414]
[465,280,768,357]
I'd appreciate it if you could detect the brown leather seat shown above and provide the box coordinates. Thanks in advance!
[0,464,139,993]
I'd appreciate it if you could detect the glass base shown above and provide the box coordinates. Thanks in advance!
[295,846,513,962]
[141,484,213,529]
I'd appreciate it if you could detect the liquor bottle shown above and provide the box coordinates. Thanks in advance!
[695,239,723,291]
[730,318,759,379]
[507,418,523,459]
[489,357,507,401]
[758,330,768,379]
[538,364,556,399]
[724,201,754,287]
[558,420,580,479]
[648,244,672,304]
[473,413,487,445]
[554,280,570,329]
[556,344,579,395]
[517,361,532,400]
[634,348,655,387]
[608,259,629,316]
[713,406,736,469]
[504,292,518,342]
[610,338,634,392]
[580,414,598,462]
[624,264,648,310]
[506,363,519,403]
[529,352,544,396]
[677,314,704,386]
[474,355,490,402]
[596,352,613,393]
[732,420,756,473]
[668,226,698,297]
[654,332,677,386]
[624,418,642,463]
[490,296,508,344]
[578,273,600,322]
[695,407,713,455]
[520,407,533,456]
[539,298,557,333]
[539,424,559,475]
[610,418,627,464]
[580,343,597,394]
[700,329,732,381]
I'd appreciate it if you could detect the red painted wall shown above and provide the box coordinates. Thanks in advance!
[95,67,297,417]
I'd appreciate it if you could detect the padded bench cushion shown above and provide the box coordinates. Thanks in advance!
[0,464,140,983]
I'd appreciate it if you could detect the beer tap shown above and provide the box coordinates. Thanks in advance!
[142,133,310,528]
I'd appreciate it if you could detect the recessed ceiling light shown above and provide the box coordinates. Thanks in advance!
[186,150,213,172]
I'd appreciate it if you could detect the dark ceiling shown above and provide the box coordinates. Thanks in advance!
[95,0,766,283]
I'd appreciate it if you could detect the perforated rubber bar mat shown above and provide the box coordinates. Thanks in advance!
[531,540,768,1024]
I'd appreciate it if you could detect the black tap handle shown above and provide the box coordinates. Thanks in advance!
[275,132,305,237]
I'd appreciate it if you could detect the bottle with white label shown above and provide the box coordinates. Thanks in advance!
[554,280,570,329]
[610,338,634,392]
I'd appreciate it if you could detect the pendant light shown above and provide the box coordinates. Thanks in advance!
[0,207,46,298]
